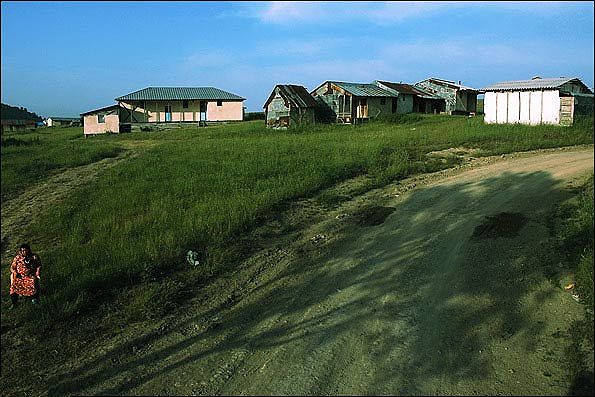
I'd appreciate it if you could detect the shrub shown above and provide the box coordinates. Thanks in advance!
[244,112,265,121]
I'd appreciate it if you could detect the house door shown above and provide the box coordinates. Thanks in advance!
[165,105,172,122]
[357,99,368,118]
[199,102,207,121]
[392,98,398,113]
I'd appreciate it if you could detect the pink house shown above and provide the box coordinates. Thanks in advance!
[81,104,121,135]
[81,86,245,135]
[115,87,245,125]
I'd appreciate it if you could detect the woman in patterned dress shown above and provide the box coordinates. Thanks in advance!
[9,243,42,307]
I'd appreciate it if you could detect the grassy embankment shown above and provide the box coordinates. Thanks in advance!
[1,115,593,330]
[546,173,594,385]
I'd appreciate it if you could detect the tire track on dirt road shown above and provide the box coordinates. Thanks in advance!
[213,147,594,396]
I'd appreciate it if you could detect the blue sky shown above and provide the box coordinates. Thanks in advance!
[1,1,593,116]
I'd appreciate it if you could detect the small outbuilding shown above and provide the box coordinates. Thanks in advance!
[263,84,318,128]
[1,119,37,133]
[80,104,122,136]
[414,78,480,115]
[482,77,594,126]
[46,117,81,127]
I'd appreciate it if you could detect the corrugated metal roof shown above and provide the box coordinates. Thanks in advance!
[424,78,479,92]
[47,117,80,121]
[376,81,418,95]
[279,85,318,108]
[115,87,245,101]
[375,81,443,99]
[328,81,398,97]
[482,77,590,92]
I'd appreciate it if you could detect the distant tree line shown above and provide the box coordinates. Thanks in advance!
[244,111,265,121]
[1,103,43,121]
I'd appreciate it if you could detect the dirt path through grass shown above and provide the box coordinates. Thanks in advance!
[1,142,152,264]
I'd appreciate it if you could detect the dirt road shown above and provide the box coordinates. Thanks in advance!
[1,152,131,264]
[14,146,595,396]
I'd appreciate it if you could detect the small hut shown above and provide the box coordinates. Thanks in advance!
[80,104,122,135]
[263,84,318,128]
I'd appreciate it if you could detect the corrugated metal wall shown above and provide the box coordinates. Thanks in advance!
[484,90,561,125]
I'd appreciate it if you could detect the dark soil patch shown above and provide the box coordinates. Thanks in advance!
[354,206,396,227]
[471,212,528,240]
[569,370,595,396]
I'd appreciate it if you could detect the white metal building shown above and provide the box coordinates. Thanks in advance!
[482,77,593,126]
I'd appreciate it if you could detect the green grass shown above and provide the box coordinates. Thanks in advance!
[543,174,594,386]
[1,127,124,201]
[554,174,594,311]
[2,115,593,327]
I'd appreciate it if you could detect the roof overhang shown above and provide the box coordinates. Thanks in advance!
[80,104,121,116]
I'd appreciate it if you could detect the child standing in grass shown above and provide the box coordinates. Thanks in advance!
[9,243,42,308]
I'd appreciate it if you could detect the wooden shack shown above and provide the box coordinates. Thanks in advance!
[311,81,398,124]
[374,81,446,114]
[415,78,480,115]
[263,84,317,128]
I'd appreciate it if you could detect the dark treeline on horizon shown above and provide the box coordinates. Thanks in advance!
[1,103,43,121]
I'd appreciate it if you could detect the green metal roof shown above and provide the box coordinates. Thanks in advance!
[328,81,398,97]
[115,87,245,101]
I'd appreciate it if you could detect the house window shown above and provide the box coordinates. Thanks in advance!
[98,114,105,123]
[183,100,189,109]
[217,100,223,106]
[380,98,386,105]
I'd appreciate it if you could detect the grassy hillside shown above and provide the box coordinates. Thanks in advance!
[1,114,593,328]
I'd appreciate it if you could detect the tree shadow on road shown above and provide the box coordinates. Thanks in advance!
[45,170,588,395]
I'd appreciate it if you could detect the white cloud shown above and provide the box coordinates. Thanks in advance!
[381,40,543,67]
[240,1,587,25]
[253,37,350,57]
[258,1,324,23]
[252,1,449,24]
